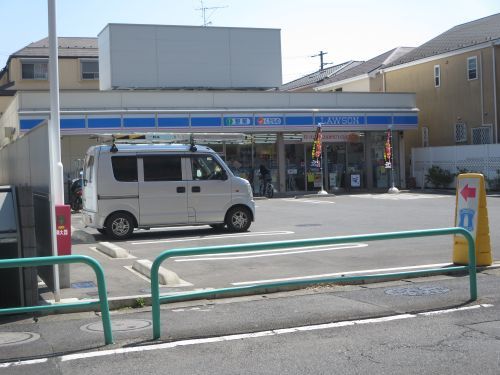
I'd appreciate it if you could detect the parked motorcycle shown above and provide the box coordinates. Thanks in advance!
[70,178,83,212]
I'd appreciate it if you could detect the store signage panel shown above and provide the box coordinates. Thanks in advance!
[302,132,360,143]
[223,115,254,127]
[315,114,366,126]
[20,118,46,131]
[191,116,222,127]
[158,116,190,128]
[123,117,156,128]
[393,115,418,126]
[366,116,392,126]
[60,118,85,129]
[88,117,121,129]
[285,115,314,126]
[255,114,284,126]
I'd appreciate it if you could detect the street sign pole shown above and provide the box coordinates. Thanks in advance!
[48,0,63,301]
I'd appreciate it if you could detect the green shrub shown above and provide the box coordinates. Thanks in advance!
[425,165,454,188]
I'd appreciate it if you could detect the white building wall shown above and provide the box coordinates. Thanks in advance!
[98,24,282,90]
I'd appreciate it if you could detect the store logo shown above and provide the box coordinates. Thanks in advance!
[225,117,252,126]
[319,116,363,125]
[257,117,282,125]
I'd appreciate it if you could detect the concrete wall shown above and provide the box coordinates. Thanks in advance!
[14,90,417,111]
[99,24,282,90]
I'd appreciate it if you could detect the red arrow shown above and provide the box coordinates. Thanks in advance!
[460,184,476,201]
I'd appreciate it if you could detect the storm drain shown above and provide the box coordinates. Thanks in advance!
[0,332,40,347]
[384,286,450,296]
[81,319,152,333]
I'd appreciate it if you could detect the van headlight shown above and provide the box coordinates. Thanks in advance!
[246,182,253,198]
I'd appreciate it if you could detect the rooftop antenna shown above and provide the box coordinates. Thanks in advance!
[196,0,228,26]
[311,50,333,70]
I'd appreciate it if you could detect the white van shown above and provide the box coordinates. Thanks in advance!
[82,142,255,239]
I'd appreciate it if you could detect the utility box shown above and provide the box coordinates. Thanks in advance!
[98,24,282,90]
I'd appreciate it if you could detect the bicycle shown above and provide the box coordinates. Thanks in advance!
[260,176,274,198]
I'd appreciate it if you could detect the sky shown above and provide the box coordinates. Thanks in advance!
[1,0,500,83]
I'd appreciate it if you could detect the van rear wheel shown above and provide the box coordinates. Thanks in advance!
[225,207,251,232]
[106,212,134,240]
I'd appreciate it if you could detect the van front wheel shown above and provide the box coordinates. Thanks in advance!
[106,212,134,240]
[225,207,251,232]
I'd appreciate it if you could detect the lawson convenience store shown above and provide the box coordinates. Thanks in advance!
[11,90,418,193]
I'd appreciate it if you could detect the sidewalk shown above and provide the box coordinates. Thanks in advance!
[2,267,499,363]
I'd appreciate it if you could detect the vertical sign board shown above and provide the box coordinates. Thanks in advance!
[453,173,492,266]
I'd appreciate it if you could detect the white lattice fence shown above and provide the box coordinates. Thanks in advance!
[411,144,500,189]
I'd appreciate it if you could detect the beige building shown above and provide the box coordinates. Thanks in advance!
[312,13,500,177]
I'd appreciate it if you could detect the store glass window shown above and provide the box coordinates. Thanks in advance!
[369,131,399,189]
[285,144,305,191]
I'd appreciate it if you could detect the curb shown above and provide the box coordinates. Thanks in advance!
[36,263,500,314]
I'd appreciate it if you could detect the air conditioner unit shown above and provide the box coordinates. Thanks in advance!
[3,126,16,138]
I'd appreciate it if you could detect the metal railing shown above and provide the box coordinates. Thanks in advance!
[151,227,476,340]
[0,255,113,345]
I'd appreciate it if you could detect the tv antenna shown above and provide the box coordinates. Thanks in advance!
[311,50,333,70]
[196,0,228,26]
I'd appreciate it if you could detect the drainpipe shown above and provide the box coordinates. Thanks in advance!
[493,43,498,144]
[480,51,485,126]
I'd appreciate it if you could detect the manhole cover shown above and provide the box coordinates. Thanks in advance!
[385,286,450,296]
[81,319,152,333]
[0,332,40,346]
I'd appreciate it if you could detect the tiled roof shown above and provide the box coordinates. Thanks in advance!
[316,47,414,88]
[386,13,500,67]
[12,37,98,58]
[279,60,363,91]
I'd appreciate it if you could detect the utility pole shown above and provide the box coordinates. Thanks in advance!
[311,50,332,70]
[196,0,228,26]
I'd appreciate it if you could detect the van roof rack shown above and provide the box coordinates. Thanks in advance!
[96,132,248,144]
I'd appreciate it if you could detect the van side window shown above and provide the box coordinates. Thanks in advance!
[191,155,225,180]
[111,156,138,182]
[143,155,182,181]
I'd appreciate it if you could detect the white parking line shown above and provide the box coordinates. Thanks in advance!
[128,230,295,245]
[1,304,492,368]
[281,199,335,204]
[231,262,451,286]
[173,243,368,262]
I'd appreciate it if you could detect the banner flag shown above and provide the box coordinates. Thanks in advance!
[384,129,392,169]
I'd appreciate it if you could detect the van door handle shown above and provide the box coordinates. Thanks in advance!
[177,187,186,193]
[192,186,201,193]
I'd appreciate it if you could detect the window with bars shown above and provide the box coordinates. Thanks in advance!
[472,126,492,144]
[21,60,48,80]
[81,60,99,80]
[422,126,429,147]
[454,123,467,143]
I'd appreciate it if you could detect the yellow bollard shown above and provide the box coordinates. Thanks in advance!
[453,173,492,266]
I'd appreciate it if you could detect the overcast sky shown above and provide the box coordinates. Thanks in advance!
[1,0,500,83]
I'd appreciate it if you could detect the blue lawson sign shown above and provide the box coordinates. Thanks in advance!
[224,116,254,126]
[315,115,366,126]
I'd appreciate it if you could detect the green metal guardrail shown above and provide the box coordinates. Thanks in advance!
[0,255,113,345]
[151,227,476,340]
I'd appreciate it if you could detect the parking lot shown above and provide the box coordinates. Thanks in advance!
[62,192,500,302]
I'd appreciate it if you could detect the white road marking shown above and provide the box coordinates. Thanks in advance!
[281,199,335,204]
[128,231,295,245]
[123,266,153,284]
[349,193,448,200]
[418,304,493,316]
[173,243,368,262]
[1,304,492,367]
[231,262,451,286]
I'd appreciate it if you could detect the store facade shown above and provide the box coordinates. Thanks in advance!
[10,90,417,194]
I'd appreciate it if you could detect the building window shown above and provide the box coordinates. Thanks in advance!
[422,126,429,147]
[454,123,467,143]
[472,126,492,144]
[467,56,478,80]
[21,60,48,80]
[434,65,440,87]
[81,59,99,80]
